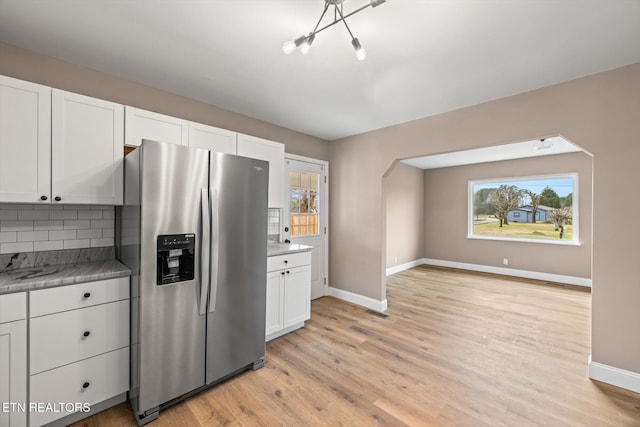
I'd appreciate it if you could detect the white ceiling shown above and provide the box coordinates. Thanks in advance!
[401,136,582,170]
[0,1,639,141]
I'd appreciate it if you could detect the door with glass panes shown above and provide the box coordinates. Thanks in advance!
[284,157,327,299]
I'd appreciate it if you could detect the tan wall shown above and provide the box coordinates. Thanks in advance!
[329,62,640,374]
[0,42,329,160]
[423,152,592,278]
[384,162,424,269]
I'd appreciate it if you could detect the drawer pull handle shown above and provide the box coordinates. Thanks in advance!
[83,292,91,299]
[83,331,91,337]
[82,382,90,389]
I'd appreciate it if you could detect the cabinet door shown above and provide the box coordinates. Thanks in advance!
[51,89,124,205]
[30,300,129,374]
[125,106,187,147]
[0,320,27,427]
[265,271,285,337]
[283,265,311,327]
[237,134,284,208]
[0,75,51,203]
[187,121,236,154]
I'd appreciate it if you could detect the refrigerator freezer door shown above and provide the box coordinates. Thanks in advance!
[206,152,268,384]
[136,141,210,414]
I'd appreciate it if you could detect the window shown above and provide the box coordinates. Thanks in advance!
[289,170,319,236]
[469,174,578,244]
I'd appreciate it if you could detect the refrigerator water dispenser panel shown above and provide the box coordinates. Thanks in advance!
[157,234,196,285]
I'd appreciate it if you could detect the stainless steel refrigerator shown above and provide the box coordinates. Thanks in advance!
[118,140,268,425]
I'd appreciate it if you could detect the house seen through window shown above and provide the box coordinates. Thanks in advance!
[469,174,578,244]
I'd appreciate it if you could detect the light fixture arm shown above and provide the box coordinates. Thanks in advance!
[309,2,374,38]
[311,2,331,35]
[333,1,357,40]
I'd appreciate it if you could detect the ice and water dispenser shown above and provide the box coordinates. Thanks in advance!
[156,234,195,285]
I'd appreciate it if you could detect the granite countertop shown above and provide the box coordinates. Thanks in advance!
[267,242,313,257]
[0,248,131,295]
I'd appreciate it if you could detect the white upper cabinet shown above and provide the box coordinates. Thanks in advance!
[237,134,284,208]
[187,121,237,154]
[0,75,52,203]
[125,106,187,147]
[52,89,124,205]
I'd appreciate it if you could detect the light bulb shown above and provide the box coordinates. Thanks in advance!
[352,38,366,61]
[300,34,315,55]
[282,40,296,55]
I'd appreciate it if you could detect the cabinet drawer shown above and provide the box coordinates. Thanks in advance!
[30,277,129,317]
[30,347,129,427]
[267,251,311,272]
[0,292,26,323]
[30,300,129,374]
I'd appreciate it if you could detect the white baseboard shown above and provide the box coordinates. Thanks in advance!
[422,258,592,287]
[386,259,424,276]
[327,286,388,312]
[589,355,640,393]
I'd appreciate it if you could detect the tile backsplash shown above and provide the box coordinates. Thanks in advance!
[268,208,281,243]
[0,204,115,254]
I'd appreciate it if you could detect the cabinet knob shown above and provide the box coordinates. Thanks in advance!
[284,260,288,264]
[286,271,290,274]
[281,272,285,276]
[83,331,91,337]
[83,292,91,299]
[54,196,62,202]
[284,226,289,232]
[82,382,90,389]
[40,195,48,201]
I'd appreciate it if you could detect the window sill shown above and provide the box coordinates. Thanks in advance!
[466,235,581,246]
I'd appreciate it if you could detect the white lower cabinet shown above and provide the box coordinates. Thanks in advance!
[265,251,311,341]
[0,293,27,427]
[28,277,130,427]
[29,348,128,427]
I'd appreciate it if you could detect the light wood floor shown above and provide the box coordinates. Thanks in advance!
[72,266,640,426]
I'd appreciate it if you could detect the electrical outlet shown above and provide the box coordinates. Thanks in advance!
[503,258,509,266]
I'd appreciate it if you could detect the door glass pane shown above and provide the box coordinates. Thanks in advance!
[289,170,321,237]
[290,189,300,212]
[290,171,300,188]
[309,191,318,213]
[301,190,309,213]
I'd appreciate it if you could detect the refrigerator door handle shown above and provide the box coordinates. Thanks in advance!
[208,188,219,313]
[199,187,210,315]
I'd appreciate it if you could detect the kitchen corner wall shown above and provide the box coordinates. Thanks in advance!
[0,204,114,254]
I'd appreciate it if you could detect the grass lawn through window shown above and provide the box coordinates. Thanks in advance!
[473,221,573,241]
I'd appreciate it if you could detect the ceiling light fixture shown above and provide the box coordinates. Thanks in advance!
[282,0,386,61]
[533,138,554,150]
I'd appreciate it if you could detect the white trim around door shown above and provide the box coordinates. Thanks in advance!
[284,153,329,299]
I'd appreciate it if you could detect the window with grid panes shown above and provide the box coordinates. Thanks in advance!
[289,170,319,236]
